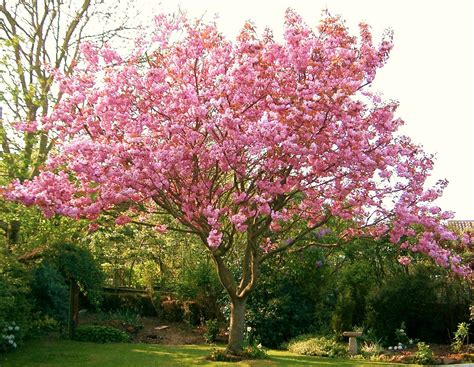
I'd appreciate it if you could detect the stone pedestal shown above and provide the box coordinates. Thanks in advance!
[343,331,363,355]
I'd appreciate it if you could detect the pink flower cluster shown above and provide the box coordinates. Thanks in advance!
[4,10,470,276]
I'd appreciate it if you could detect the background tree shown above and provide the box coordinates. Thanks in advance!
[0,0,135,249]
[6,10,471,354]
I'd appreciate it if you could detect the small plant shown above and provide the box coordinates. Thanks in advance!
[241,326,268,359]
[204,319,219,344]
[96,309,143,332]
[288,335,347,358]
[361,340,384,356]
[394,322,410,345]
[242,341,268,359]
[413,342,434,365]
[0,322,20,352]
[30,314,60,336]
[207,348,242,362]
[451,322,470,353]
[74,325,130,343]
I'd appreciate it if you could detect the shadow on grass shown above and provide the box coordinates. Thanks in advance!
[0,338,410,367]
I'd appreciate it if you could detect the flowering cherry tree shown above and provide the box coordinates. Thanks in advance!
[5,10,470,353]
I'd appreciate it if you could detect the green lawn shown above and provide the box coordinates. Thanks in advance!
[0,339,417,367]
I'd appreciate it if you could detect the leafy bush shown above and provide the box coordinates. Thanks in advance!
[247,248,325,348]
[100,291,156,316]
[451,322,470,353]
[287,335,347,358]
[0,322,21,352]
[74,325,130,343]
[204,319,219,344]
[0,251,32,348]
[242,340,268,360]
[30,242,105,328]
[30,314,60,336]
[45,242,104,305]
[96,309,143,330]
[360,340,384,357]
[208,348,242,362]
[366,266,469,344]
[31,262,69,326]
[413,342,434,365]
[207,344,267,362]
[394,322,410,345]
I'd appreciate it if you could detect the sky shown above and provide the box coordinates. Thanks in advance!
[132,0,473,219]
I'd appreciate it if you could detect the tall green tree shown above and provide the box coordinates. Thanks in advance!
[0,0,135,249]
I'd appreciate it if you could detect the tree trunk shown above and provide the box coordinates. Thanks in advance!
[227,297,247,354]
[68,281,79,339]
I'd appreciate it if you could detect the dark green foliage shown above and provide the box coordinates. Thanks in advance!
[0,251,32,348]
[172,258,223,320]
[203,319,219,343]
[366,266,470,344]
[74,325,130,343]
[99,290,156,316]
[31,263,69,326]
[287,335,347,358]
[30,242,104,328]
[45,242,104,305]
[247,248,325,348]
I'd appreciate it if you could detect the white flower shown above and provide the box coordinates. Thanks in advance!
[7,326,13,331]
[246,326,252,332]
[13,342,17,348]
[257,343,262,349]
[14,326,19,331]
[8,339,13,344]
[399,329,404,333]
[388,346,393,350]
[393,346,398,350]
[398,342,402,346]
[409,339,413,344]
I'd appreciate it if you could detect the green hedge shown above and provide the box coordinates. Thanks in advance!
[74,325,130,343]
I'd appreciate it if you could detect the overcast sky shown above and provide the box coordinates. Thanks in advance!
[134,0,473,219]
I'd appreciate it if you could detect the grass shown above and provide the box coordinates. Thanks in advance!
[0,339,418,367]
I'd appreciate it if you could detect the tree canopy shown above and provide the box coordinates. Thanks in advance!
[4,9,471,353]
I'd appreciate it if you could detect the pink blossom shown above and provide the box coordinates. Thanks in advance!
[3,10,469,277]
[154,224,168,234]
[88,223,100,232]
[115,215,132,225]
[398,256,412,266]
[207,230,222,249]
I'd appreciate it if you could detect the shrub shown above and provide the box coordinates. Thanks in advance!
[45,242,104,305]
[287,335,347,358]
[30,314,60,336]
[204,319,219,344]
[451,322,470,353]
[366,267,463,344]
[247,249,325,348]
[394,322,410,345]
[0,322,21,352]
[413,342,434,365]
[0,252,32,348]
[74,325,130,343]
[208,348,242,362]
[242,340,268,360]
[96,309,143,329]
[31,262,69,326]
